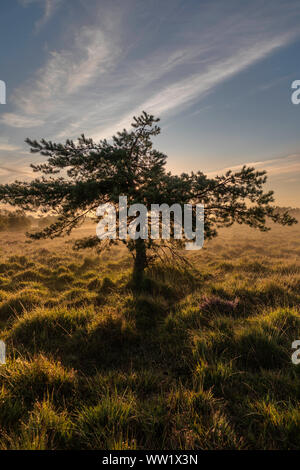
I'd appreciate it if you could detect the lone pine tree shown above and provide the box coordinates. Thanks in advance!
[0,112,297,284]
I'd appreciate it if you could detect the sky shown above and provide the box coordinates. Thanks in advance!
[0,0,300,206]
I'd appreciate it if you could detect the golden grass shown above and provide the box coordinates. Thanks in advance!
[0,216,299,449]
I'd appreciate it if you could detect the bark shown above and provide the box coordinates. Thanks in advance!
[133,238,147,286]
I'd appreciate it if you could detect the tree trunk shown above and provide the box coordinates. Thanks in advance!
[133,238,147,286]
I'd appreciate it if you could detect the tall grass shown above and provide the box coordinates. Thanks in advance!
[0,219,300,449]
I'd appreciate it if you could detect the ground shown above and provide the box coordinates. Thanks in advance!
[0,215,300,450]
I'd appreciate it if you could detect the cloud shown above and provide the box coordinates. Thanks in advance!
[37,0,62,30]
[205,153,300,207]
[0,165,33,177]
[140,35,292,115]
[0,156,35,183]
[0,113,45,128]
[1,24,121,129]
[206,154,300,179]
[5,1,300,145]
[0,139,21,152]
[90,32,295,140]
[20,0,63,31]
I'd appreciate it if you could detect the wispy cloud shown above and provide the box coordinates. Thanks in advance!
[0,113,45,128]
[20,0,63,31]
[0,23,121,130]
[0,164,33,177]
[140,35,293,115]
[5,2,299,141]
[204,153,300,206]
[0,138,21,152]
[1,0,300,191]
[0,156,35,183]
[206,154,300,179]
[93,32,294,140]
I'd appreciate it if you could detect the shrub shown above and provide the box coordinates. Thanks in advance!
[200,295,239,315]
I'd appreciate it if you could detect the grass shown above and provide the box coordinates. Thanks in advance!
[0,219,300,449]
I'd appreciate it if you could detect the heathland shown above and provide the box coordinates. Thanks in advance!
[0,211,300,449]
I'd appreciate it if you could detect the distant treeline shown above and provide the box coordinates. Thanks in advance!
[274,207,300,220]
[0,206,298,232]
[0,210,57,232]
[0,210,32,231]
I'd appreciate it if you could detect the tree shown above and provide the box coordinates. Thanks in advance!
[0,112,297,285]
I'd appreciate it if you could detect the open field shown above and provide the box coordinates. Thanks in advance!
[0,215,300,449]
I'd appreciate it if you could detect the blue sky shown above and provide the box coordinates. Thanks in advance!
[0,0,300,205]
